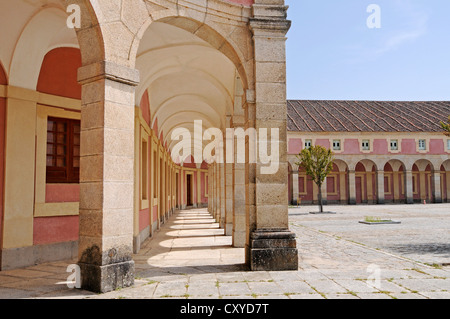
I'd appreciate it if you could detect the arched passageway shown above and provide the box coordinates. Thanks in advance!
[0,0,298,293]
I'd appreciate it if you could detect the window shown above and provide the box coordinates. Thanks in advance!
[305,139,312,149]
[362,139,370,151]
[390,139,398,151]
[46,117,80,183]
[332,140,341,151]
[418,139,426,151]
[447,139,450,150]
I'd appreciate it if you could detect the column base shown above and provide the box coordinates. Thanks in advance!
[248,229,298,271]
[79,260,135,293]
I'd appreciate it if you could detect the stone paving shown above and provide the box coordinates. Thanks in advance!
[0,205,449,299]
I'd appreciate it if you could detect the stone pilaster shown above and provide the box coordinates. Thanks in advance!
[77,61,139,293]
[247,0,298,271]
[292,171,299,205]
[348,170,356,205]
[405,170,414,204]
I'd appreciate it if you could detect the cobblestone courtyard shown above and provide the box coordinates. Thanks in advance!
[0,204,449,299]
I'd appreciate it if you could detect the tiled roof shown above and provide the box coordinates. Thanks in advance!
[287,100,450,133]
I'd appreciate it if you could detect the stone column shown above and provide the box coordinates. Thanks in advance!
[247,1,298,271]
[77,61,139,293]
[219,161,226,228]
[225,162,234,236]
[432,171,442,203]
[339,172,347,204]
[348,170,356,204]
[208,166,212,213]
[377,170,385,204]
[405,170,414,204]
[232,116,246,247]
[446,172,450,203]
[292,171,299,205]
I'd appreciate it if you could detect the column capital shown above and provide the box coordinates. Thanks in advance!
[78,61,140,86]
[249,2,290,36]
[249,18,291,37]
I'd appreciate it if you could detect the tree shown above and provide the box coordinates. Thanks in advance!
[296,145,334,213]
[441,115,450,137]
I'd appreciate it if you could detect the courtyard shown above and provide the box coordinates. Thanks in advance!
[0,204,448,299]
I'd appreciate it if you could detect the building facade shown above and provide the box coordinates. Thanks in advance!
[0,0,298,293]
[287,100,450,206]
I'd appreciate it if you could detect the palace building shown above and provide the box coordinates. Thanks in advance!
[287,100,450,206]
[0,0,448,294]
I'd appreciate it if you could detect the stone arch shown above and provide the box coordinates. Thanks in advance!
[133,7,253,158]
[354,159,377,204]
[383,159,407,203]
[329,159,349,204]
[132,5,252,90]
[412,159,435,203]
[9,6,79,89]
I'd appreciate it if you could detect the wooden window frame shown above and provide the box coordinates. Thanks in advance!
[46,117,80,184]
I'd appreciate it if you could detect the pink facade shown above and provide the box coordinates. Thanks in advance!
[45,184,80,203]
[37,48,81,99]
[289,137,449,155]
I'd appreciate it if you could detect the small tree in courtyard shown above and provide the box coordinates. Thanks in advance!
[441,115,450,137]
[296,145,334,213]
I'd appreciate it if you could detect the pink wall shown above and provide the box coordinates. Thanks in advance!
[429,139,444,154]
[33,216,79,245]
[45,184,80,203]
[36,48,82,99]
[315,139,330,148]
[343,139,360,154]
[288,138,302,155]
[139,208,150,232]
[401,139,416,154]
[0,63,6,253]
[373,139,387,153]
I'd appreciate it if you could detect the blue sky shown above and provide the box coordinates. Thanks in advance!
[285,0,450,101]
